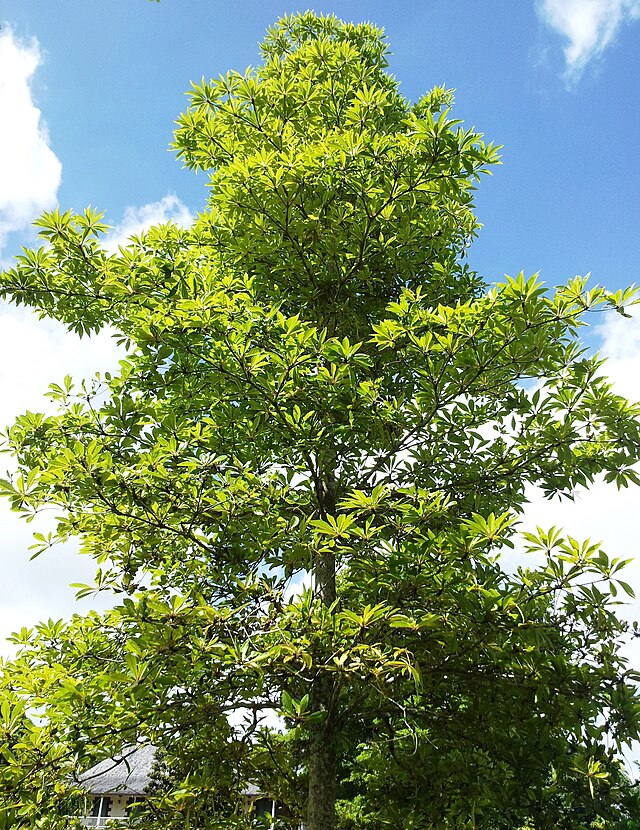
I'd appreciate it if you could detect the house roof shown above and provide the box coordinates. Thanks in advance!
[78,744,156,796]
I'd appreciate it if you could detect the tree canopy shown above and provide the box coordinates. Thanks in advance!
[1,12,640,830]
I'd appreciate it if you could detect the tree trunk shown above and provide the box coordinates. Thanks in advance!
[308,672,338,830]
[308,471,338,830]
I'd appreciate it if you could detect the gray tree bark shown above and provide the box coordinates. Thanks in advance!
[307,470,338,830]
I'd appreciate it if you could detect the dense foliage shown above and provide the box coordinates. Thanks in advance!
[1,12,639,830]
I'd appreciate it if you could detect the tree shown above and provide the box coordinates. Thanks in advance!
[1,12,640,830]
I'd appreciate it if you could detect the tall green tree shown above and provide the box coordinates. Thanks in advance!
[1,13,640,830]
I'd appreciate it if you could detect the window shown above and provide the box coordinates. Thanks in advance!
[126,796,143,818]
[90,796,112,817]
[254,797,275,817]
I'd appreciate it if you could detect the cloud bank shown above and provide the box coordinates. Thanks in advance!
[0,304,123,657]
[104,194,193,253]
[0,193,192,655]
[537,0,640,82]
[521,312,640,666]
[0,26,61,256]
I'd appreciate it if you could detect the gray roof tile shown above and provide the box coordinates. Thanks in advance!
[78,745,156,796]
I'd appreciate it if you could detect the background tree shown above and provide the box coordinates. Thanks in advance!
[1,12,640,830]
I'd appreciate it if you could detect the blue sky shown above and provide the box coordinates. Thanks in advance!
[1,0,640,767]
[2,0,640,288]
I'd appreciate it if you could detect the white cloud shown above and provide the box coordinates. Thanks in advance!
[0,192,193,654]
[104,193,193,253]
[518,310,640,772]
[519,310,640,592]
[0,306,120,428]
[0,26,62,255]
[537,0,640,82]
[0,302,123,656]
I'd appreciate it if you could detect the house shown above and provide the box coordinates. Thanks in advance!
[75,745,299,827]
[77,744,155,826]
